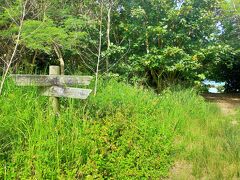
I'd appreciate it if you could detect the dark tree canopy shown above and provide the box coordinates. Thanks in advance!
[0,0,239,92]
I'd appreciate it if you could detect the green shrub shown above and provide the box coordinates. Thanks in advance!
[0,80,173,179]
[0,79,224,179]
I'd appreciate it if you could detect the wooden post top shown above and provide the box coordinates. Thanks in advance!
[49,66,60,75]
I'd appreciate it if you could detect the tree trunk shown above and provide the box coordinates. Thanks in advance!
[53,44,65,75]
[94,1,103,96]
[31,50,38,73]
[150,69,162,93]
[0,0,28,95]
[146,31,150,54]
[106,0,112,73]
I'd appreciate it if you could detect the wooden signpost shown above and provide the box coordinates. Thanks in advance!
[10,66,93,114]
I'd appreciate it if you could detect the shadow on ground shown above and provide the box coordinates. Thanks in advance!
[202,93,240,115]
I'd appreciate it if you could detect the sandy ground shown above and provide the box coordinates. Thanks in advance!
[202,93,240,115]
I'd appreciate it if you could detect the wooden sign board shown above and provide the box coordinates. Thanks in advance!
[11,66,93,114]
[10,74,93,86]
[42,86,92,99]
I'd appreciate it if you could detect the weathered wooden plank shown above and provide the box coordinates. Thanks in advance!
[10,74,93,86]
[42,86,92,99]
[49,66,60,114]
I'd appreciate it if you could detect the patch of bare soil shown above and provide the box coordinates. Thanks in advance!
[168,93,240,179]
[167,160,195,180]
[202,93,240,115]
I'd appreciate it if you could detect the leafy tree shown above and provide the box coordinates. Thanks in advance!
[220,0,240,48]
[110,0,220,92]
[206,0,240,92]
[20,18,88,74]
[0,0,28,95]
[1,0,239,92]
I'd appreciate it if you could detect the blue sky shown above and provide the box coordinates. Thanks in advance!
[203,80,226,87]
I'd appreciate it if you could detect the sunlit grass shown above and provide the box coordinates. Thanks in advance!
[171,95,240,179]
[0,79,239,179]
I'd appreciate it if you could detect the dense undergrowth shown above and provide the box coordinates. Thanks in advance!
[0,79,239,179]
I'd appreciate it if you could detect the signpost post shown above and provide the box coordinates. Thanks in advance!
[10,66,93,114]
[49,66,60,114]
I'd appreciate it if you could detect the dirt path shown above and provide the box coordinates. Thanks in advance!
[168,93,240,179]
[202,93,240,115]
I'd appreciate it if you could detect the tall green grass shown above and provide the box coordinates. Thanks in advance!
[0,80,173,179]
[169,92,240,179]
[0,79,239,179]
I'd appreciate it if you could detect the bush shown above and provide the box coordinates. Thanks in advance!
[0,79,218,179]
[0,80,173,179]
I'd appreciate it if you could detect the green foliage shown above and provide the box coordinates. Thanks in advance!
[0,1,21,26]
[135,47,200,74]
[21,18,88,54]
[0,80,173,179]
[174,100,240,179]
[1,0,239,91]
[199,45,240,91]
[21,20,67,53]
[102,44,126,59]
[1,0,240,178]
[221,0,240,16]
[111,0,221,90]
[0,80,239,179]
[220,0,240,52]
